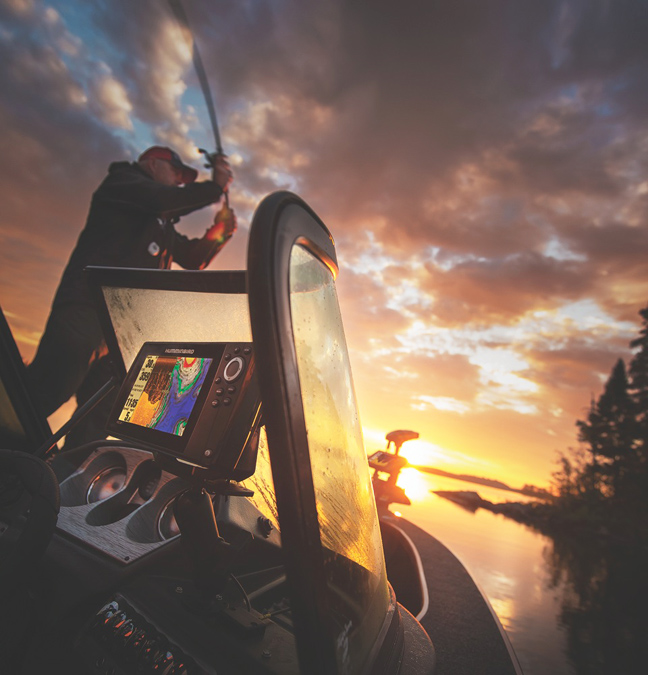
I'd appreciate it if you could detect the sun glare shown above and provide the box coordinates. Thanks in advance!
[396,438,445,466]
[395,468,430,502]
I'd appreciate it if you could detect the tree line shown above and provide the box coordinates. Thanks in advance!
[552,304,648,538]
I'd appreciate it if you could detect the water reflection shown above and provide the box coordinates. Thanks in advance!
[393,468,430,503]
[388,466,648,675]
[543,535,648,675]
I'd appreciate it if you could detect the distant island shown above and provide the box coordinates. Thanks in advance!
[413,465,552,500]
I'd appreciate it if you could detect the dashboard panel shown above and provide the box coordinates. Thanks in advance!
[57,444,184,564]
[37,443,294,675]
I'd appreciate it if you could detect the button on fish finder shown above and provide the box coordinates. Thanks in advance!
[223,356,244,382]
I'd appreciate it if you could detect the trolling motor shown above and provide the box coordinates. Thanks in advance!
[369,430,419,509]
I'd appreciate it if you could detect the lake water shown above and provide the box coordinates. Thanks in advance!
[392,468,648,675]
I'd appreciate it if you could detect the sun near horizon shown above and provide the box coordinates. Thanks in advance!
[361,426,553,490]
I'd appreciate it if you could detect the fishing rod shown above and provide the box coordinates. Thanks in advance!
[168,0,223,160]
[168,0,235,249]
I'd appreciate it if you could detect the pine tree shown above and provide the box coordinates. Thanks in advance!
[628,306,648,433]
[628,304,648,499]
[552,304,648,527]
[576,358,637,501]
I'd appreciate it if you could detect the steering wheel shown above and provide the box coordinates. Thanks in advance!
[0,449,59,595]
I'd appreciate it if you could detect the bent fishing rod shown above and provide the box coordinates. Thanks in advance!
[168,0,234,247]
[168,0,223,161]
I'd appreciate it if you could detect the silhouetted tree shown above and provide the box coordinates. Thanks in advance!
[629,307,648,413]
[552,446,599,501]
[551,303,648,531]
[628,305,648,501]
[577,359,637,501]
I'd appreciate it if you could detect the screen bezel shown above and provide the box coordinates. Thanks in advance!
[108,341,222,454]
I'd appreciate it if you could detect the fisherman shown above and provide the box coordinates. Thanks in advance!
[27,145,236,448]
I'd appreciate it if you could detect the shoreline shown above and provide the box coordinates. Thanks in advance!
[433,489,648,546]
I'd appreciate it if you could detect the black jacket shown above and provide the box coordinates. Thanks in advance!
[54,161,224,306]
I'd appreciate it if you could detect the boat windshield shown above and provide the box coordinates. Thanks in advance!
[101,285,252,370]
[289,244,389,673]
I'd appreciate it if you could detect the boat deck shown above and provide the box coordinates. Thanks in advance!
[384,513,522,675]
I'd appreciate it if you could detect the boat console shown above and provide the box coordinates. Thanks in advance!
[0,192,437,675]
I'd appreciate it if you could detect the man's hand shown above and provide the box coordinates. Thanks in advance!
[211,154,233,192]
[206,202,237,245]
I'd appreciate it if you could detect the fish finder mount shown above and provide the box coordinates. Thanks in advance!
[106,340,263,596]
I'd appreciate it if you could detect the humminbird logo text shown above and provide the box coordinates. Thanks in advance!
[165,349,195,354]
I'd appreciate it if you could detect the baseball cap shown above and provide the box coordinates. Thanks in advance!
[138,146,198,184]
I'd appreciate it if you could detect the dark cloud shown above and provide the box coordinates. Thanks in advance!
[421,252,593,325]
[337,267,410,351]
[89,1,189,132]
[0,0,128,335]
[499,111,625,198]
[566,220,648,268]
[517,333,636,430]
[391,352,481,402]
[525,338,631,393]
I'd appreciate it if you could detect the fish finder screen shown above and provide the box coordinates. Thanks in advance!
[118,354,213,436]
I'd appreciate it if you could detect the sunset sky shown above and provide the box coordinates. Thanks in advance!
[1,0,647,488]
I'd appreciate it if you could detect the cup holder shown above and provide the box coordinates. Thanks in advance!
[125,479,187,544]
[59,451,128,507]
[87,466,127,504]
[85,460,161,527]
[157,499,181,541]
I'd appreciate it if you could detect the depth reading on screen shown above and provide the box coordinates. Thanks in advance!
[119,354,213,436]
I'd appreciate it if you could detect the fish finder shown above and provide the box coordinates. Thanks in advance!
[106,341,261,477]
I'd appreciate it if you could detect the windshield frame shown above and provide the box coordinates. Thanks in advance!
[247,191,397,675]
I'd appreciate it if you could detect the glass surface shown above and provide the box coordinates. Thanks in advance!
[102,287,252,370]
[289,244,389,674]
[244,427,280,531]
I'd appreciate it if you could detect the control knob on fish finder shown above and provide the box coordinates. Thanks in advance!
[223,356,244,382]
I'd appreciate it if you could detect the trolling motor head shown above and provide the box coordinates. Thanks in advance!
[386,429,419,455]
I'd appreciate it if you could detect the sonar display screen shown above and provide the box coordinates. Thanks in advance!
[119,354,213,436]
